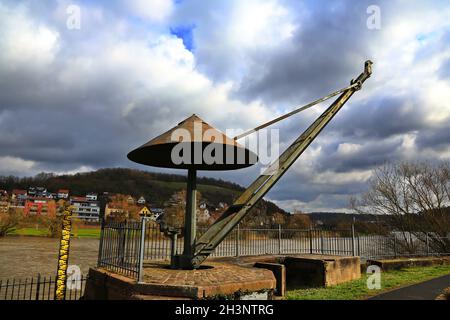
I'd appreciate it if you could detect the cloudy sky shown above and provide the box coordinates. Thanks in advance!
[1,0,450,212]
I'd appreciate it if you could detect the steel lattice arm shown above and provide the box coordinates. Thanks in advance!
[191,60,373,267]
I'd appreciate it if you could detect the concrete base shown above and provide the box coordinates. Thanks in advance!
[84,261,276,300]
[213,254,361,289]
[282,255,360,288]
[85,254,361,300]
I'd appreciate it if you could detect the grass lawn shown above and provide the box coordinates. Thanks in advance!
[72,228,101,238]
[10,227,101,238]
[10,227,49,236]
[286,265,450,300]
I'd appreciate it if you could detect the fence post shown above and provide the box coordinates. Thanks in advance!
[35,273,41,300]
[278,224,282,254]
[137,217,147,283]
[97,218,105,267]
[351,221,356,256]
[170,232,178,268]
[393,236,397,259]
[357,235,361,256]
[119,224,126,265]
[309,226,313,254]
[235,224,240,257]
[426,232,430,256]
[320,231,324,254]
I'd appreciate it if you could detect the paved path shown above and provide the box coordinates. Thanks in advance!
[369,273,450,300]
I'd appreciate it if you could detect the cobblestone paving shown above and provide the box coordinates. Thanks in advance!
[143,261,273,287]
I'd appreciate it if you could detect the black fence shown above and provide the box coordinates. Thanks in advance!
[97,220,144,280]
[97,219,450,280]
[0,273,88,300]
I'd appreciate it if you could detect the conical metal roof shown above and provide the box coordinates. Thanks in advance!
[127,114,257,170]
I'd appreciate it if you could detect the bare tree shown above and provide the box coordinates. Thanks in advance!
[0,208,23,237]
[352,161,450,254]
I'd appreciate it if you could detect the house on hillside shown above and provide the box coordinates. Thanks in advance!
[126,196,135,205]
[24,198,56,216]
[46,192,57,199]
[86,193,98,201]
[137,196,146,205]
[11,189,27,206]
[104,203,126,220]
[198,208,211,225]
[57,189,70,199]
[218,202,228,209]
[71,196,100,222]
[28,187,47,197]
[149,208,164,221]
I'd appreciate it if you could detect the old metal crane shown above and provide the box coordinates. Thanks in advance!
[189,60,373,268]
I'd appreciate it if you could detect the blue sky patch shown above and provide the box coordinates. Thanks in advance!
[170,24,196,52]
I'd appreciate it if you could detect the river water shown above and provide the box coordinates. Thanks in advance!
[0,236,99,280]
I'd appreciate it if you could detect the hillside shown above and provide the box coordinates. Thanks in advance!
[0,168,289,215]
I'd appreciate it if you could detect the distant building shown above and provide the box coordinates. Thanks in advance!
[11,189,27,206]
[57,189,70,199]
[126,196,135,205]
[24,198,56,216]
[71,196,100,222]
[28,186,47,197]
[86,193,98,201]
[104,203,126,220]
[198,208,211,224]
[150,208,164,221]
[218,202,228,209]
[46,192,57,199]
[137,196,146,205]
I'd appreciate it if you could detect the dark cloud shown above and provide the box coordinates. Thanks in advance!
[232,0,380,105]
[415,125,450,150]
[330,94,426,139]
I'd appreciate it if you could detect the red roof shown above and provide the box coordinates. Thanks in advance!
[58,189,69,193]
[12,189,27,195]
[71,196,87,202]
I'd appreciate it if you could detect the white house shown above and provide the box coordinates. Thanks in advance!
[57,189,69,199]
[86,193,98,201]
[137,196,146,205]
[70,196,100,222]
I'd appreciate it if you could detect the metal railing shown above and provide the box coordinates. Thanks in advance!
[0,273,88,300]
[97,218,450,280]
[97,220,144,279]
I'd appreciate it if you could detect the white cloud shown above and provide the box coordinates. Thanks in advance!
[228,0,296,48]
[0,156,35,174]
[0,4,59,69]
[126,0,174,21]
[312,170,372,186]
[337,143,362,156]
